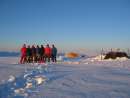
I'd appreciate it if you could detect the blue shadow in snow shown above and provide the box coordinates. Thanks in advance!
[0,67,48,98]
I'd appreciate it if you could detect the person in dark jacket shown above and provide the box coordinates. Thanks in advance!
[40,45,45,63]
[26,45,32,63]
[36,45,41,62]
[31,45,36,63]
[51,44,57,62]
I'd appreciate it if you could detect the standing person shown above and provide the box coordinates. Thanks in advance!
[26,45,32,63]
[51,44,57,62]
[45,44,51,62]
[20,44,27,64]
[31,45,36,63]
[36,45,41,62]
[40,45,45,63]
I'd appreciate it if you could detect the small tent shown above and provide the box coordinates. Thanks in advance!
[65,52,79,58]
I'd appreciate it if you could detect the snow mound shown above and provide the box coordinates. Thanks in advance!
[91,55,129,61]
[93,55,105,60]
[57,56,64,62]
[8,75,16,82]
[0,64,48,98]
[114,57,128,61]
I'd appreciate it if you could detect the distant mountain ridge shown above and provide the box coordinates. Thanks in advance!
[0,52,64,57]
[0,51,20,57]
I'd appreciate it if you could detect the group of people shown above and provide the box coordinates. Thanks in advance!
[20,44,57,64]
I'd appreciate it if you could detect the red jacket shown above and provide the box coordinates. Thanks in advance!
[45,47,51,55]
[21,47,27,56]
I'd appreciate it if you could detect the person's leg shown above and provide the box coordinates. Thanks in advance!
[23,56,26,64]
[43,54,45,62]
[40,55,43,62]
[48,55,50,62]
[35,55,38,63]
[20,55,24,64]
[42,55,44,62]
[51,55,53,62]
[52,55,54,62]
[34,55,37,63]
[26,56,29,63]
[37,55,39,63]
[28,56,30,63]
[30,56,33,63]
[32,55,35,63]
[29,56,31,63]
[39,55,41,63]
[45,54,47,63]
[54,56,57,62]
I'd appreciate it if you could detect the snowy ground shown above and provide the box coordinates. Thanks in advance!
[0,57,130,98]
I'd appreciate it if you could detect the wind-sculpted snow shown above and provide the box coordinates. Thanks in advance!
[0,64,48,98]
[0,57,130,98]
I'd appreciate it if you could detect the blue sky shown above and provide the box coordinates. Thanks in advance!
[0,0,130,53]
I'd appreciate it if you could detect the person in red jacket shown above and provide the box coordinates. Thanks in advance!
[45,44,52,62]
[20,44,27,64]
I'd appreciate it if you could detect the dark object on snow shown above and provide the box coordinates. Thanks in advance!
[104,52,129,59]
[81,55,88,58]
